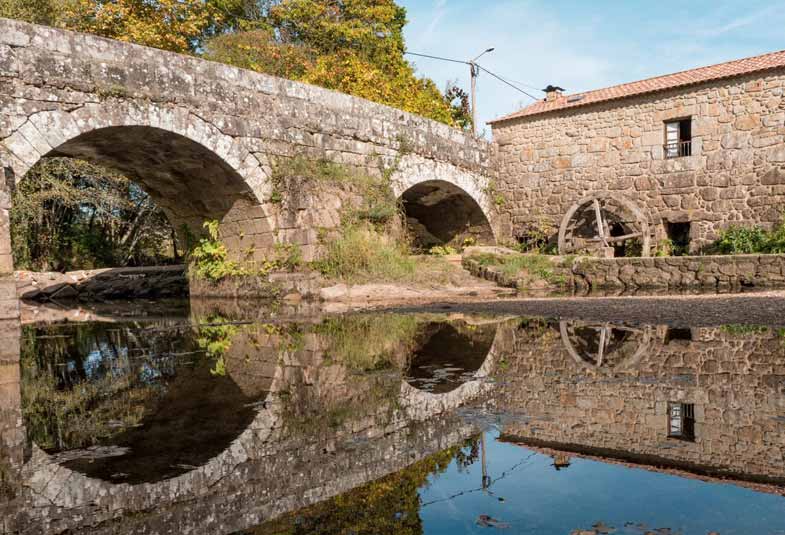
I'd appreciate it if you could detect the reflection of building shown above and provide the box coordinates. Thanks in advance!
[497,320,785,492]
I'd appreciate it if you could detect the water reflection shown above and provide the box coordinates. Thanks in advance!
[2,300,785,534]
[21,320,264,483]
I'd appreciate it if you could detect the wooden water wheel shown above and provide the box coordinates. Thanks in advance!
[559,320,652,372]
[558,193,651,257]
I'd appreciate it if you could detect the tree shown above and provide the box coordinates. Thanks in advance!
[11,158,177,271]
[206,0,464,127]
[0,0,59,25]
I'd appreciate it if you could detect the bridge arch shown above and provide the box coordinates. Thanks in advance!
[3,103,276,269]
[392,156,497,249]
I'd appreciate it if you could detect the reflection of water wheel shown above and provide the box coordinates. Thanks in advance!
[558,193,651,257]
[559,320,652,371]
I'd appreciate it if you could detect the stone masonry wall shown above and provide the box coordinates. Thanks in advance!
[496,321,785,484]
[492,69,785,251]
[463,248,785,292]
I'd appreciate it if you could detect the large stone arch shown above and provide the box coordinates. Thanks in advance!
[1,102,278,270]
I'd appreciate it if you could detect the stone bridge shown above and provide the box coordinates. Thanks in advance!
[0,18,498,274]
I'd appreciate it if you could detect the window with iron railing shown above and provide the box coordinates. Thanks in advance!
[664,118,692,159]
[668,402,696,441]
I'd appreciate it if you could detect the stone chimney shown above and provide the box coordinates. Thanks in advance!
[543,85,565,102]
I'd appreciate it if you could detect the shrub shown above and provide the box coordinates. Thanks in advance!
[714,225,769,254]
[312,223,416,283]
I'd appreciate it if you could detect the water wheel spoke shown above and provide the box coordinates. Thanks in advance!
[593,199,608,246]
[606,231,643,244]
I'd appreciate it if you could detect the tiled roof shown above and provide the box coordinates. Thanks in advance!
[490,49,785,123]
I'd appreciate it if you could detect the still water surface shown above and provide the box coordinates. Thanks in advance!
[2,302,785,534]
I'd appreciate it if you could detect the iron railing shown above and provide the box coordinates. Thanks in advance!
[664,140,692,159]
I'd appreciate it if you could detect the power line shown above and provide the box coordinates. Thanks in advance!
[476,65,540,101]
[405,51,470,65]
[406,51,542,101]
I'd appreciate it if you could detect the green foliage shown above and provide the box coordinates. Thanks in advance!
[654,238,673,257]
[720,324,769,336]
[189,220,248,281]
[515,218,556,254]
[483,180,507,207]
[428,245,458,256]
[471,252,565,285]
[312,223,416,283]
[0,0,59,25]
[11,157,177,271]
[713,225,769,254]
[205,0,468,128]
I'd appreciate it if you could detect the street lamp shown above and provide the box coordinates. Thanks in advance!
[470,48,495,135]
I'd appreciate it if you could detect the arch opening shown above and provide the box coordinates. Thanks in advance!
[10,126,272,276]
[399,180,494,250]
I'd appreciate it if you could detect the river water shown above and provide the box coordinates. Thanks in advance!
[2,297,785,534]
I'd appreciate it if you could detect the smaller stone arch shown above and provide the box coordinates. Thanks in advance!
[398,319,513,418]
[391,156,497,249]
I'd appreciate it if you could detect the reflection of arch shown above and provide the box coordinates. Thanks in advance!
[391,155,497,246]
[22,320,277,484]
[559,320,653,372]
[399,320,510,417]
[405,321,496,394]
[3,104,275,267]
[558,193,651,257]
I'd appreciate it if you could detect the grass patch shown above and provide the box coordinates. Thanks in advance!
[312,224,417,283]
[472,252,560,280]
[720,324,770,336]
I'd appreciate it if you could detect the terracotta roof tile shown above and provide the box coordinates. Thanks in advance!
[490,49,785,124]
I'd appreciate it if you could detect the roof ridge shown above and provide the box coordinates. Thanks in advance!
[491,48,785,124]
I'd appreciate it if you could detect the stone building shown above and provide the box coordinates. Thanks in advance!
[491,50,785,255]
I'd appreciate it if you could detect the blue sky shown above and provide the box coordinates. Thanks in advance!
[399,0,785,135]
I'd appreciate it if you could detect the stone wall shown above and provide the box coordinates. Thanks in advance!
[495,320,785,486]
[492,69,785,251]
[463,247,785,292]
[0,18,496,272]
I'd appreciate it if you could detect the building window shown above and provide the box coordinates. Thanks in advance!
[664,118,692,159]
[668,402,695,441]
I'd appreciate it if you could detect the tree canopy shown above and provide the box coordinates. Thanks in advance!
[0,0,471,127]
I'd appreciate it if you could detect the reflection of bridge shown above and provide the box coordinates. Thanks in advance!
[0,312,514,534]
[0,18,499,278]
[498,319,785,492]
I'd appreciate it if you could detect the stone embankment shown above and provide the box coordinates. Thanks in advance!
[16,266,188,301]
[463,247,785,293]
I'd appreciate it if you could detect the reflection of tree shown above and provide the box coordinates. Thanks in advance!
[251,437,481,535]
[20,321,190,451]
